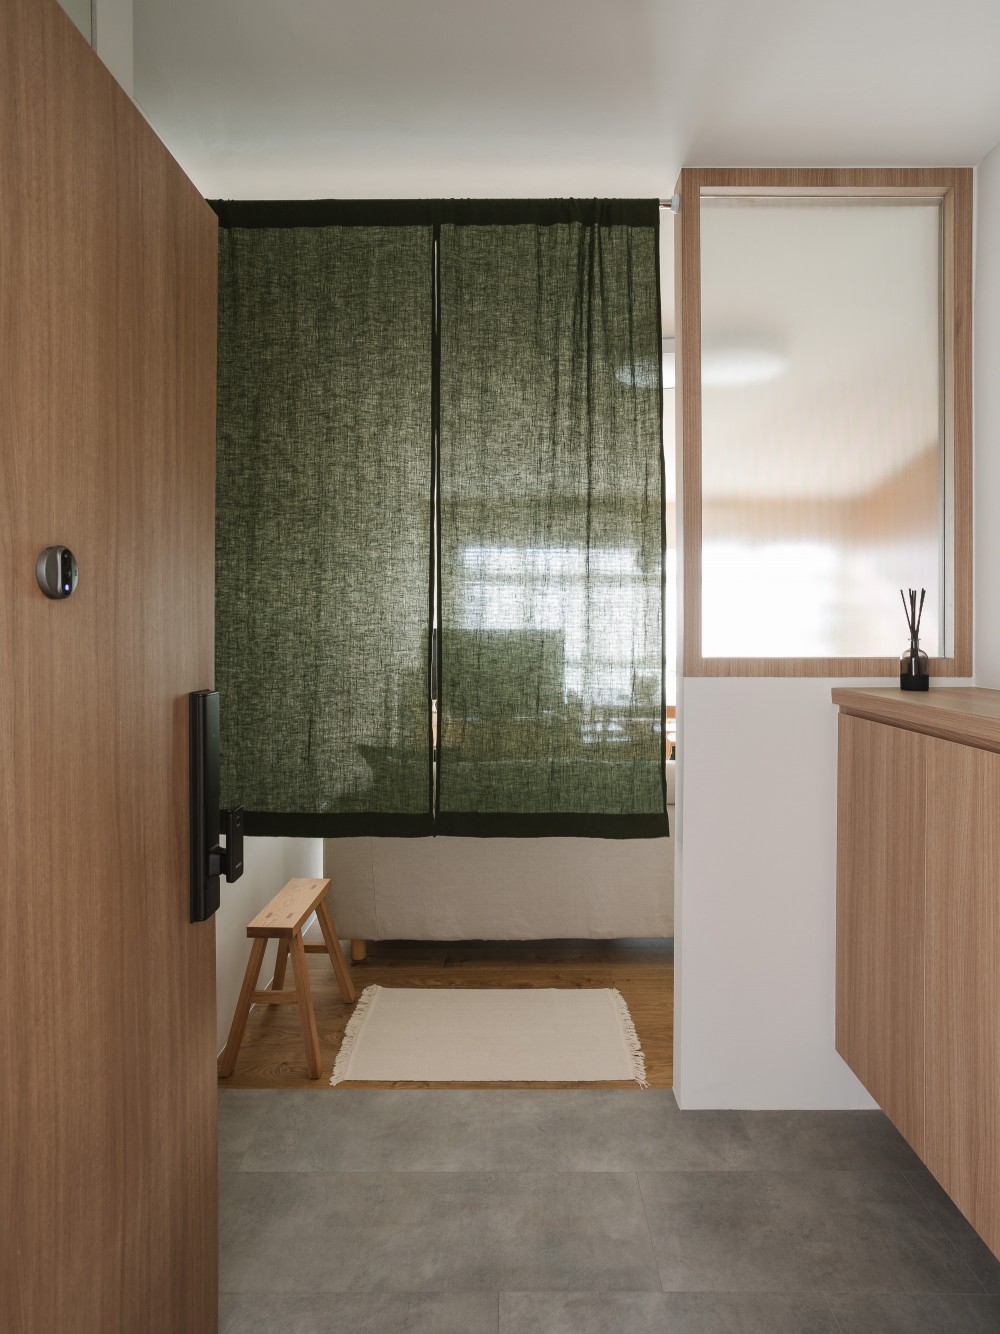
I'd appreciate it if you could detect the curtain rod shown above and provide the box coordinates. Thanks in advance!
[659,197,681,213]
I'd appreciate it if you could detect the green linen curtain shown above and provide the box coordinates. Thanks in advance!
[212,199,664,838]
[437,203,666,836]
[214,210,434,835]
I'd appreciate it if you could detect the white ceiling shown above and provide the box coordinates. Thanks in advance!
[135,0,1000,206]
[134,0,997,503]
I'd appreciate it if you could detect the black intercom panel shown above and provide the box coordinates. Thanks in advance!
[189,690,243,923]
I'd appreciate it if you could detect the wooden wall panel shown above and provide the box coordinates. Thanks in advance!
[0,0,219,1329]
[836,714,927,1152]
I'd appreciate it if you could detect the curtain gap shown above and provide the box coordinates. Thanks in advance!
[430,224,442,829]
[652,216,669,829]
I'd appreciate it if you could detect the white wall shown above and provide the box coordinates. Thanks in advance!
[674,678,883,1109]
[976,145,1000,682]
[93,0,133,96]
[57,0,92,43]
[674,165,995,1110]
[55,0,132,93]
[215,835,322,1051]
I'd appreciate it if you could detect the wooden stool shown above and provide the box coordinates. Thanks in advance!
[219,877,357,1080]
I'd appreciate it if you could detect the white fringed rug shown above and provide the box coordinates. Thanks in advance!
[330,986,648,1087]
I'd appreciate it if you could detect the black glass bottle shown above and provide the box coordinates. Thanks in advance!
[899,639,929,691]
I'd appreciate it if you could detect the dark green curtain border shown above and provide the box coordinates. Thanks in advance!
[243,812,435,838]
[241,811,668,839]
[213,197,666,839]
[208,199,659,230]
[437,813,669,839]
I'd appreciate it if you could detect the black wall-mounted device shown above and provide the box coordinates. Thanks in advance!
[189,690,244,922]
[36,546,78,599]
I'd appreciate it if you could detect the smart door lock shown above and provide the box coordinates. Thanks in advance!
[189,690,244,922]
[36,546,78,599]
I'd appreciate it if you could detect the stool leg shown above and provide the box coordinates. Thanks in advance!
[272,939,290,991]
[219,937,268,1078]
[350,939,367,963]
[289,931,322,1079]
[317,898,358,1004]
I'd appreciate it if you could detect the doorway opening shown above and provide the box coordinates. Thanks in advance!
[215,207,678,1093]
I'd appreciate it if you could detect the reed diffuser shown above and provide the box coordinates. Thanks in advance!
[899,587,929,691]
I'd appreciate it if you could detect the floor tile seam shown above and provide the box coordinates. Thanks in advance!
[822,1292,848,1333]
[633,1166,920,1180]
[633,1170,666,1293]
[252,1285,1000,1297]
[224,1163,936,1177]
[219,1284,1000,1300]
[220,1287,505,1297]
[226,1164,792,1174]
[653,1283,989,1295]
[498,1285,1000,1294]
[497,1287,933,1296]
[223,1163,949,1181]
[222,1167,673,1178]
[818,1284,1000,1297]
[898,1169,991,1296]
[218,1282,667,1296]
[220,1282,1000,1299]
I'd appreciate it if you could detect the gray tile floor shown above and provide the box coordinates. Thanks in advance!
[218,1090,1000,1333]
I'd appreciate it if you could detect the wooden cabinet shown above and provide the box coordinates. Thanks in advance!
[836,714,926,1150]
[924,738,1000,1252]
[835,688,1000,1261]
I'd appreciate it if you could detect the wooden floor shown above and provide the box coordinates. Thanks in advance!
[219,938,674,1090]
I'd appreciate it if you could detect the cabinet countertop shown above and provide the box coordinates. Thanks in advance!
[832,686,1000,752]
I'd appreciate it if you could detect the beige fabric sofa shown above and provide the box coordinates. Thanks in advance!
[323,763,674,941]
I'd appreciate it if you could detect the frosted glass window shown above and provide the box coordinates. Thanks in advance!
[699,197,945,659]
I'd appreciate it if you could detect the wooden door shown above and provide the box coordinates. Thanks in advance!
[924,737,1000,1257]
[0,1,219,1330]
[835,714,927,1153]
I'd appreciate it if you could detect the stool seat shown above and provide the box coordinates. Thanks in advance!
[219,876,357,1081]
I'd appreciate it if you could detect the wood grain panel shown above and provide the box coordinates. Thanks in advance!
[944,169,974,675]
[924,739,1000,1258]
[832,687,1000,754]
[0,1,218,1329]
[675,166,702,674]
[835,715,927,1151]
[676,166,973,678]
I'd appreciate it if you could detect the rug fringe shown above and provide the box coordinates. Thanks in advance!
[329,984,380,1086]
[610,987,649,1088]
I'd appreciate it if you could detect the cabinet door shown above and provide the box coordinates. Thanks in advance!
[924,738,1000,1258]
[836,714,927,1152]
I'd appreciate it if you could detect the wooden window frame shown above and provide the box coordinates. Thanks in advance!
[674,167,973,678]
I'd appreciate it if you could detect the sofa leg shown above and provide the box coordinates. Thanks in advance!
[350,939,367,964]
